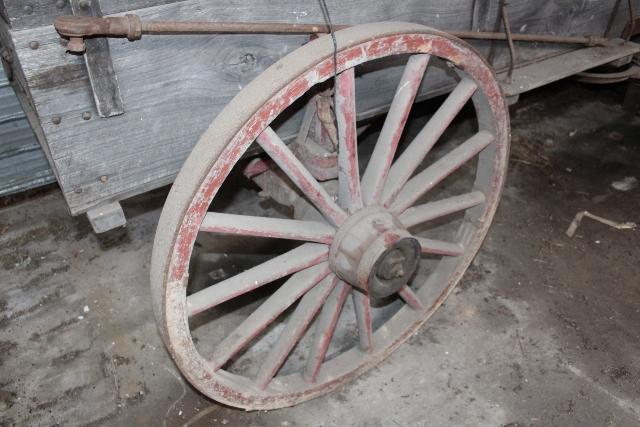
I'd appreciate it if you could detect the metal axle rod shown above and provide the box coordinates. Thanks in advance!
[54,14,614,54]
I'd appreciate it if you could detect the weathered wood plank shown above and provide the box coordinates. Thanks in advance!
[0,65,55,196]
[501,40,640,96]
[0,147,55,196]
[12,0,477,214]
[5,0,636,216]
[2,0,72,29]
[1,0,186,30]
[86,200,126,233]
[0,1,8,24]
[1,16,63,186]
[69,0,124,117]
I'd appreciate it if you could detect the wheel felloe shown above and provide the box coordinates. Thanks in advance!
[151,22,509,410]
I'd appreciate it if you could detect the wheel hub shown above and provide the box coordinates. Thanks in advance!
[329,207,420,297]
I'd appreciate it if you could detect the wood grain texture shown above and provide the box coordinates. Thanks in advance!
[501,41,640,96]
[0,1,8,23]
[4,0,636,216]
[0,66,55,196]
[69,0,124,118]
[1,0,186,30]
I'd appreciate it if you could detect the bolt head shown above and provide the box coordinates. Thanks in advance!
[29,41,39,50]
[23,5,33,14]
[82,111,92,120]
[78,0,90,9]
[51,116,62,125]
[99,175,108,183]
[56,0,66,9]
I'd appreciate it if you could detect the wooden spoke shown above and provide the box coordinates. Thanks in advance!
[380,78,478,206]
[417,237,465,256]
[304,280,350,382]
[398,285,424,310]
[200,212,335,244]
[335,68,363,213]
[391,130,494,214]
[255,274,339,389]
[257,127,348,226]
[295,97,317,146]
[209,263,331,371]
[361,54,430,206]
[187,243,329,317]
[399,191,486,228]
[352,289,373,352]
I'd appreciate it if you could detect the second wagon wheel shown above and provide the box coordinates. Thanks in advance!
[151,22,509,410]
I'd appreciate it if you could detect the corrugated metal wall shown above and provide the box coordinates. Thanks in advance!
[0,66,55,197]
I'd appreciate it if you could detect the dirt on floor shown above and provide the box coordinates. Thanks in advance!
[0,80,639,426]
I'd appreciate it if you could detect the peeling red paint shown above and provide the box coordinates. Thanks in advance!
[160,26,510,410]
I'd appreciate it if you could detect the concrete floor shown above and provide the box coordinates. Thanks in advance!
[1,80,639,426]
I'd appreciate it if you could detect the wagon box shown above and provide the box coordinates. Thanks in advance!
[0,0,637,235]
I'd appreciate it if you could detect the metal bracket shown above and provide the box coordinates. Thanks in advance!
[69,0,124,118]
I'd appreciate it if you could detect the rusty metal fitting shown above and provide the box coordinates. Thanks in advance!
[54,15,143,52]
[67,37,86,53]
[53,13,616,53]
[124,14,143,41]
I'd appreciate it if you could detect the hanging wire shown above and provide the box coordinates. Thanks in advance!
[319,0,338,87]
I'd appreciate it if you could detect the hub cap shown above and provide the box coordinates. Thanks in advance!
[329,207,420,297]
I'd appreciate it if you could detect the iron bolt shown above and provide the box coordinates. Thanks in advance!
[78,0,90,9]
[51,116,62,125]
[99,175,108,183]
[56,0,66,9]
[24,5,33,14]
[29,41,39,50]
[82,111,92,120]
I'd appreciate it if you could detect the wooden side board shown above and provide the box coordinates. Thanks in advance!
[2,0,635,218]
[0,66,55,196]
[0,0,186,29]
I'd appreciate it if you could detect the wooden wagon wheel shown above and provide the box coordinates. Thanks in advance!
[151,22,509,410]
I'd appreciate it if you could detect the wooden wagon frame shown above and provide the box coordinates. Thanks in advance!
[0,0,638,232]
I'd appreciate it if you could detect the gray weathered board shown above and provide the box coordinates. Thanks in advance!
[0,0,635,229]
[0,64,55,196]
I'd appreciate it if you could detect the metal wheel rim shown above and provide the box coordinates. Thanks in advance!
[151,22,509,410]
